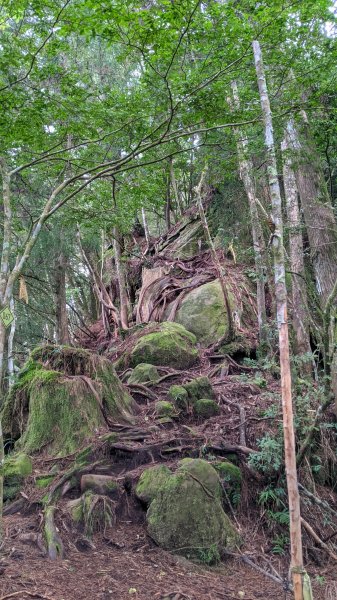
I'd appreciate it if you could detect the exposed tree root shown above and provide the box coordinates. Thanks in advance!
[44,506,64,560]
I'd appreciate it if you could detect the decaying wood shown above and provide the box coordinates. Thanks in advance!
[301,517,337,562]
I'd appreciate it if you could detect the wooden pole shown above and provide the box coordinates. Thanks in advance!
[253,40,304,600]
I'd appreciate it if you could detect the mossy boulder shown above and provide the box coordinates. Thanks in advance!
[174,280,236,346]
[184,376,214,402]
[155,401,175,418]
[194,399,219,419]
[4,453,33,501]
[169,377,215,418]
[1,346,137,457]
[168,385,189,410]
[143,459,239,562]
[135,465,172,505]
[127,363,160,384]
[121,322,198,370]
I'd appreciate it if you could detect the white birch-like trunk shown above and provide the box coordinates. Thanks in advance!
[7,296,16,385]
[281,134,312,375]
[230,81,268,347]
[253,40,304,600]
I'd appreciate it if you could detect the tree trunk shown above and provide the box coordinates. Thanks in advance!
[286,118,337,306]
[195,170,234,341]
[113,227,130,330]
[282,134,312,374]
[55,250,70,345]
[230,80,268,348]
[7,297,16,385]
[0,416,3,545]
[141,206,150,246]
[165,170,171,230]
[170,158,183,216]
[253,40,304,600]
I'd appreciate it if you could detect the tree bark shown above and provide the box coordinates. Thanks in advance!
[286,118,337,307]
[113,227,130,330]
[7,297,16,385]
[195,170,234,341]
[281,133,312,374]
[253,40,304,600]
[230,80,268,348]
[55,249,70,345]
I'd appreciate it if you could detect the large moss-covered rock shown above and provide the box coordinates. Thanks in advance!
[1,346,137,457]
[4,453,33,501]
[127,363,160,384]
[121,322,198,370]
[135,465,172,505]
[174,280,236,346]
[143,458,239,562]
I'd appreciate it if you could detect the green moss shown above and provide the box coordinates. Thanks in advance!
[169,378,215,417]
[128,363,160,384]
[214,461,242,507]
[194,399,219,419]
[4,453,32,477]
[175,280,235,346]
[155,401,175,418]
[125,322,197,369]
[17,376,105,456]
[184,377,214,402]
[168,385,188,409]
[135,465,172,505]
[3,453,33,502]
[3,346,134,457]
[146,459,239,561]
[214,461,242,483]
[36,475,55,488]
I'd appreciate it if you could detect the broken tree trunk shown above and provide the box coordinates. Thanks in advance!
[253,40,304,600]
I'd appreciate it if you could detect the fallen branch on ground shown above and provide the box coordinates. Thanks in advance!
[301,517,337,561]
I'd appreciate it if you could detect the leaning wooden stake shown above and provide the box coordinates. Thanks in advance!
[253,40,304,600]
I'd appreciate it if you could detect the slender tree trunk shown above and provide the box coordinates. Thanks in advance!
[253,40,304,600]
[230,81,268,348]
[55,249,70,345]
[170,158,183,216]
[7,297,16,385]
[165,170,171,230]
[113,227,130,330]
[282,135,312,374]
[141,206,150,246]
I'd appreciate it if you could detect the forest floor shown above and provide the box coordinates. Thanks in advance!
[2,347,337,599]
